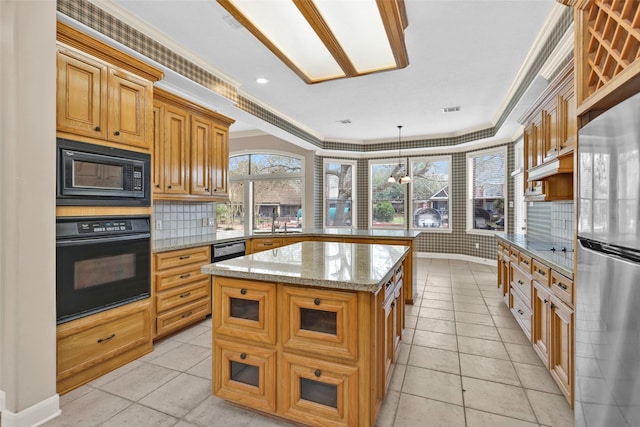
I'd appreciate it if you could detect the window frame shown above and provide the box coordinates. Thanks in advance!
[466,146,508,235]
[409,155,452,233]
[323,158,357,229]
[228,150,305,235]
[369,158,408,229]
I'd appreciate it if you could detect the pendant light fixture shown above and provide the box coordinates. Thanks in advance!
[397,125,410,184]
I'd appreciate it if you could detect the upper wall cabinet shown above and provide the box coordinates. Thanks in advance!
[520,62,575,202]
[153,88,234,201]
[573,0,640,116]
[56,22,163,150]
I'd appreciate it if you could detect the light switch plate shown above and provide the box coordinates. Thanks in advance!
[155,220,163,230]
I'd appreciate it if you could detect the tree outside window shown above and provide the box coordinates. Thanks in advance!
[324,160,355,228]
[370,161,405,228]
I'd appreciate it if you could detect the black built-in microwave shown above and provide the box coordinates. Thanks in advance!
[56,138,150,206]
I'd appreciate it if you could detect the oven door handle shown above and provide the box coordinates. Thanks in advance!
[56,233,150,246]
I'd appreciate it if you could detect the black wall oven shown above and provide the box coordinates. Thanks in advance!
[56,138,150,206]
[56,216,151,324]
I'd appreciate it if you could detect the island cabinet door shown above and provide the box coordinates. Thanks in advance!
[213,338,276,413]
[281,286,358,361]
[280,352,358,427]
[214,277,277,345]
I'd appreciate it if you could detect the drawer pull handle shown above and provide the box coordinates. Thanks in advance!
[179,255,191,260]
[557,283,568,290]
[179,292,191,298]
[391,301,395,308]
[314,369,321,377]
[522,260,529,265]
[240,288,247,295]
[537,270,546,276]
[263,243,274,246]
[97,333,115,344]
[517,309,524,315]
[543,299,548,304]
[114,130,120,136]
[94,126,101,132]
[180,273,191,279]
[240,353,247,360]
[314,298,321,306]
[518,280,524,285]
[386,280,392,288]
[205,188,209,192]
[181,311,192,319]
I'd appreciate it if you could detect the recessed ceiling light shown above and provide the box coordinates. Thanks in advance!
[337,119,351,124]
[256,77,269,84]
[442,106,461,113]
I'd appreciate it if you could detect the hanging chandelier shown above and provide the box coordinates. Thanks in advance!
[388,125,410,184]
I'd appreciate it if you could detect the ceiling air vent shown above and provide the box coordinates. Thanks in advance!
[337,119,352,124]
[442,106,461,113]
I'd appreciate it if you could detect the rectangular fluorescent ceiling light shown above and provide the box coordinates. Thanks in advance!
[218,0,409,84]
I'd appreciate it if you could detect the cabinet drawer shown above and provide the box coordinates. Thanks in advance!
[551,270,574,307]
[155,246,210,270]
[510,264,532,306]
[518,252,533,273]
[156,279,210,313]
[155,264,209,292]
[510,287,532,340]
[497,241,509,258]
[57,302,150,377]
[281,352,358,427]
[213,339,276,413]
[508,246,519,263]
[251,238,283,252]
[532,260,551,286]
[282,286,358,361]
[214,277,277,344]
[156,298,210,337]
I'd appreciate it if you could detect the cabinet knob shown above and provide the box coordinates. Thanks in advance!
[205,188,209,192]
[517,309,524,315]
[518,280,524,285]
[168,185,172,189]
[155,184,160,188]
[314,298,321,306]
[94,126,101,132]
[114,130,120,136]
[314,369,321,377]
[240,353,247,360]
[240,288,247,295]
[214,189,217,192]
[543,299,548,304]
[391,301,395,308]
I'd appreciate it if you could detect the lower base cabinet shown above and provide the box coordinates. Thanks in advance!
[549,294,574,401]
[212,269,404,427]
[56,299,152,394]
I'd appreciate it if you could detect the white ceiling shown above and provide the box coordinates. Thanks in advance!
[96,0,565,148]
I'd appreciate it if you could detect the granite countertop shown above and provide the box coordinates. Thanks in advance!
[497,233,574,278]
[201,241,409,293]
[153,228,420,253]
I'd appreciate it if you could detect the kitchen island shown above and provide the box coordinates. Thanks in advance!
[201,241,409,427]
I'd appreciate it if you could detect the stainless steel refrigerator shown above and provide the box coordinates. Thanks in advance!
[576,91,640,427]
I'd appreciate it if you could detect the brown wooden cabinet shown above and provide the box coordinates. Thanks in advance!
[532,280,551,368]
[56,46,153,149]
[549,294,574,403]
[521,62,575,202]
[56,299,152,394]
[249,237,284,254]
[153,246,212,338]
[153,88,234,201]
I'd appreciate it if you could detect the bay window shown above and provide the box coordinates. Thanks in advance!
[467,147,507,233]
[323,159,356,228]
[410,156,451,230]
[370,159,406,228]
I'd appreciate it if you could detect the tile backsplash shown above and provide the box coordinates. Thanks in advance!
[527,201,574,244]
[152,201,216,240]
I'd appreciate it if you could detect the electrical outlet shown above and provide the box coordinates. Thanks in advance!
[155,220,163,230]
[475,243,479,249]
[509,201,514,208]
[208,217,215,226]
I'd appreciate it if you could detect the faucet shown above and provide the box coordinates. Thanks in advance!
[271,207,277,233]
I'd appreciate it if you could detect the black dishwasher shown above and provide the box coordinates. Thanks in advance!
[212,240,246,262]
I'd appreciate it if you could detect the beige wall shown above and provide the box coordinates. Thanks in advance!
[229,134,315,229]
[0,0,58,422]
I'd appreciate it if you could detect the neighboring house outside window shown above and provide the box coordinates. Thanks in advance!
[323,159,356,228]
[410,156,451,231]
[370,159,406,228]
[219,152,303,234]
[467,147,507,233]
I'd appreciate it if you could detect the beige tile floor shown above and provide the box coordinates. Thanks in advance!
[44,258,574,427]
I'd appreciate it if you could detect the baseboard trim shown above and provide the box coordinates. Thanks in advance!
[417,252,497,266]
[1,394,60,427]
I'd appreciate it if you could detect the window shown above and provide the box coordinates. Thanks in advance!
[323,159,356,228]
[370,160,406,228]
[410,156,451,230]
[513,139,526,234]
[467,147,507,232]
[219,152,303,234]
